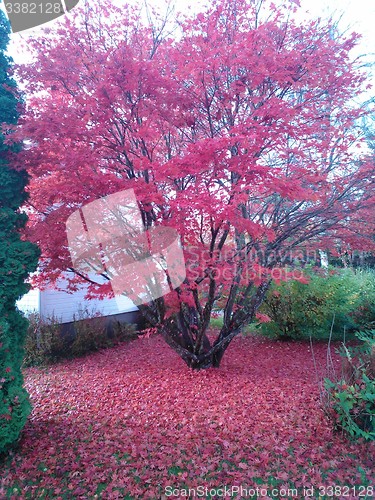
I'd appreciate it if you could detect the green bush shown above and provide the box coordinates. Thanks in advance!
[350,270,375,330]
[71,313,108,356]
[23,312,138,367]
[257,268,375,340]
[0,12,40,455]
[71,309,138,356]
[324,330,375,441]
[23,313,66,366]
[0,315,32,455]
[111,320,138,344]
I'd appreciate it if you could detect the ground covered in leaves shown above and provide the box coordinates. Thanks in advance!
[1,334,374,499]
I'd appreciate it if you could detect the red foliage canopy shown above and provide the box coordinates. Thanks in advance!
[15,0,375,367]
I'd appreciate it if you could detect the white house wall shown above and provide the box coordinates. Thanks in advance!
[17,288,40,314]
[18,278,138,324]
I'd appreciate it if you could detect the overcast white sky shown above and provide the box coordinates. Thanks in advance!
[301,0,375,58]
[3,0,375,77]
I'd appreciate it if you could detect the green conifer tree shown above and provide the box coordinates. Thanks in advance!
[0,10,40,454]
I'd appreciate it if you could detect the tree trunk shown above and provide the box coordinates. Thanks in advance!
[212,344,229,368]
[156,280,271,369]
[161,323,240,369]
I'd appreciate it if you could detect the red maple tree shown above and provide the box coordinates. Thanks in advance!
[15,0,375,368]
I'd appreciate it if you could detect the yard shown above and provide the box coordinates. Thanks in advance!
[1,334,374,499]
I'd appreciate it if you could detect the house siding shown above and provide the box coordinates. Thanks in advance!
[18,279,138,324]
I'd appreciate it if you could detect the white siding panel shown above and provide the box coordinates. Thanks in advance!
[17,276,138,324]
[17,288,40,314]
[39,282,137,323]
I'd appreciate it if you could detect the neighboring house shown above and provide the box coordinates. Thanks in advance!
[17,276,140,326]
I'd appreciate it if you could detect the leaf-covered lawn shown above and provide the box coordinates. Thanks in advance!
[1,335,374,499]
